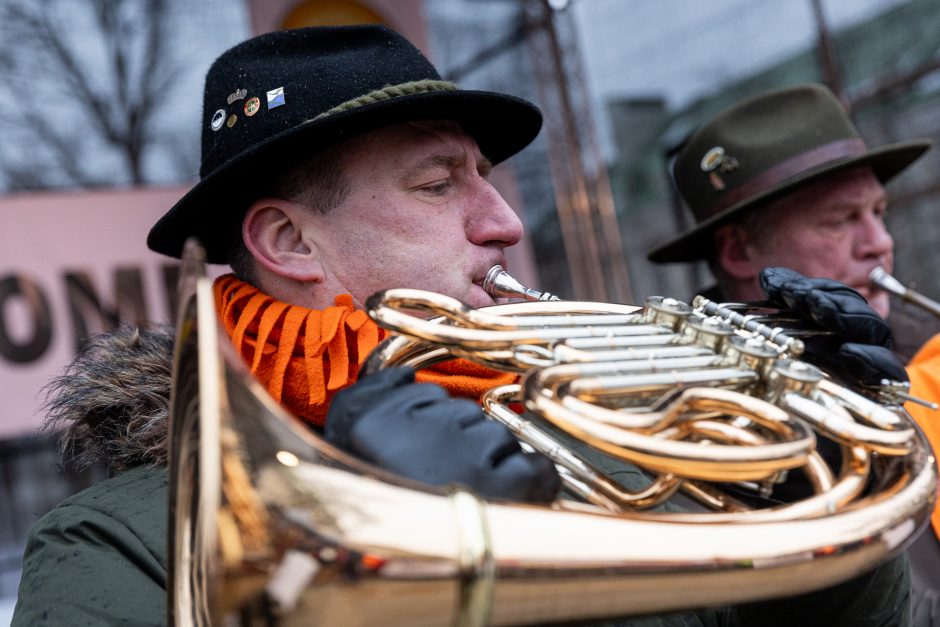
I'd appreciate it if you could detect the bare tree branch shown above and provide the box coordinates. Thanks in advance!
[0,0,196,190]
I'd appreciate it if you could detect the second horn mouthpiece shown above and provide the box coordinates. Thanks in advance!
[869,266,906,297]
[870,266,940,318]
[483,265,561,301]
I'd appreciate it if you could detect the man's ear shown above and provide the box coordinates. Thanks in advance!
[242,198,324,282]
[713,223,761,281]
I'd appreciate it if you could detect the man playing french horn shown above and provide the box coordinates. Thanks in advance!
[14,26,928,626]
[648,84,940,625]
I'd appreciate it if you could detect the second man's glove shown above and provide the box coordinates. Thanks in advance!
[324,367,561,503]
[759,267,893,346]
[759,267,907,386]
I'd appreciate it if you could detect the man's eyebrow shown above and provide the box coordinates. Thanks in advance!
[398,153,494,184]
[399,154,463,184]
[826,194,889,212]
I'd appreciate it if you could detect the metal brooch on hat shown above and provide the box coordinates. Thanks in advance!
[210,109,226,132]
[227,88,247,105]
[700,146,739,191]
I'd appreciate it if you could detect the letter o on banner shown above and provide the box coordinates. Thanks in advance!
[0,275,53,364]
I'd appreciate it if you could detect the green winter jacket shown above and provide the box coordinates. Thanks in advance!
[12,462,912,627]
[13,466,167,627]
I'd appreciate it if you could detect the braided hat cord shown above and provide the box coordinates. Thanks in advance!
[314,79,458,120]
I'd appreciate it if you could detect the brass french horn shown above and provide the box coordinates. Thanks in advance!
[168,244,937,626]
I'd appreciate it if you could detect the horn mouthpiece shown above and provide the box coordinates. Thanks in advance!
[483,265,560,301]
[870,266,940,318]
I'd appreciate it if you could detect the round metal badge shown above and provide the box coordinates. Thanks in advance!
[244,97,260,117]
[210,109,226,131]
[700,146,726,172]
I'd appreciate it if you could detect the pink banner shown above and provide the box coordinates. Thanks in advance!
[0,186,196,439]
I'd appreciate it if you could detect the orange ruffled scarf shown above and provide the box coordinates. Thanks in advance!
[213,274,516,426]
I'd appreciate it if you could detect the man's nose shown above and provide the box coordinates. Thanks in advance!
[857,212,894,259]
[467,180,524,248]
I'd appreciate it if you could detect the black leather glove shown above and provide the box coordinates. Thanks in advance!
[759,267,892,346]
[325,367,560,503]
[759,267,908,386]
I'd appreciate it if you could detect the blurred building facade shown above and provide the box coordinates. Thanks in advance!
[600,0,940,312]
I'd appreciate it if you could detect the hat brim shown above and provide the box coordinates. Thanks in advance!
[148,89,542,262]
[647,139,931,264]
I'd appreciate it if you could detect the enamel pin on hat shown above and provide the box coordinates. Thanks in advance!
[267,87,285,109]
[700,146,738,191]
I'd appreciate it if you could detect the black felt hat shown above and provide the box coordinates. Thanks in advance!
[648,83,931,264]
[148,25,543,262]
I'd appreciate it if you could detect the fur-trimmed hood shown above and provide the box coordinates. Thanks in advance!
[43,324,175,475]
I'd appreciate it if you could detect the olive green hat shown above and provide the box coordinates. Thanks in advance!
[648,83,931,264]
